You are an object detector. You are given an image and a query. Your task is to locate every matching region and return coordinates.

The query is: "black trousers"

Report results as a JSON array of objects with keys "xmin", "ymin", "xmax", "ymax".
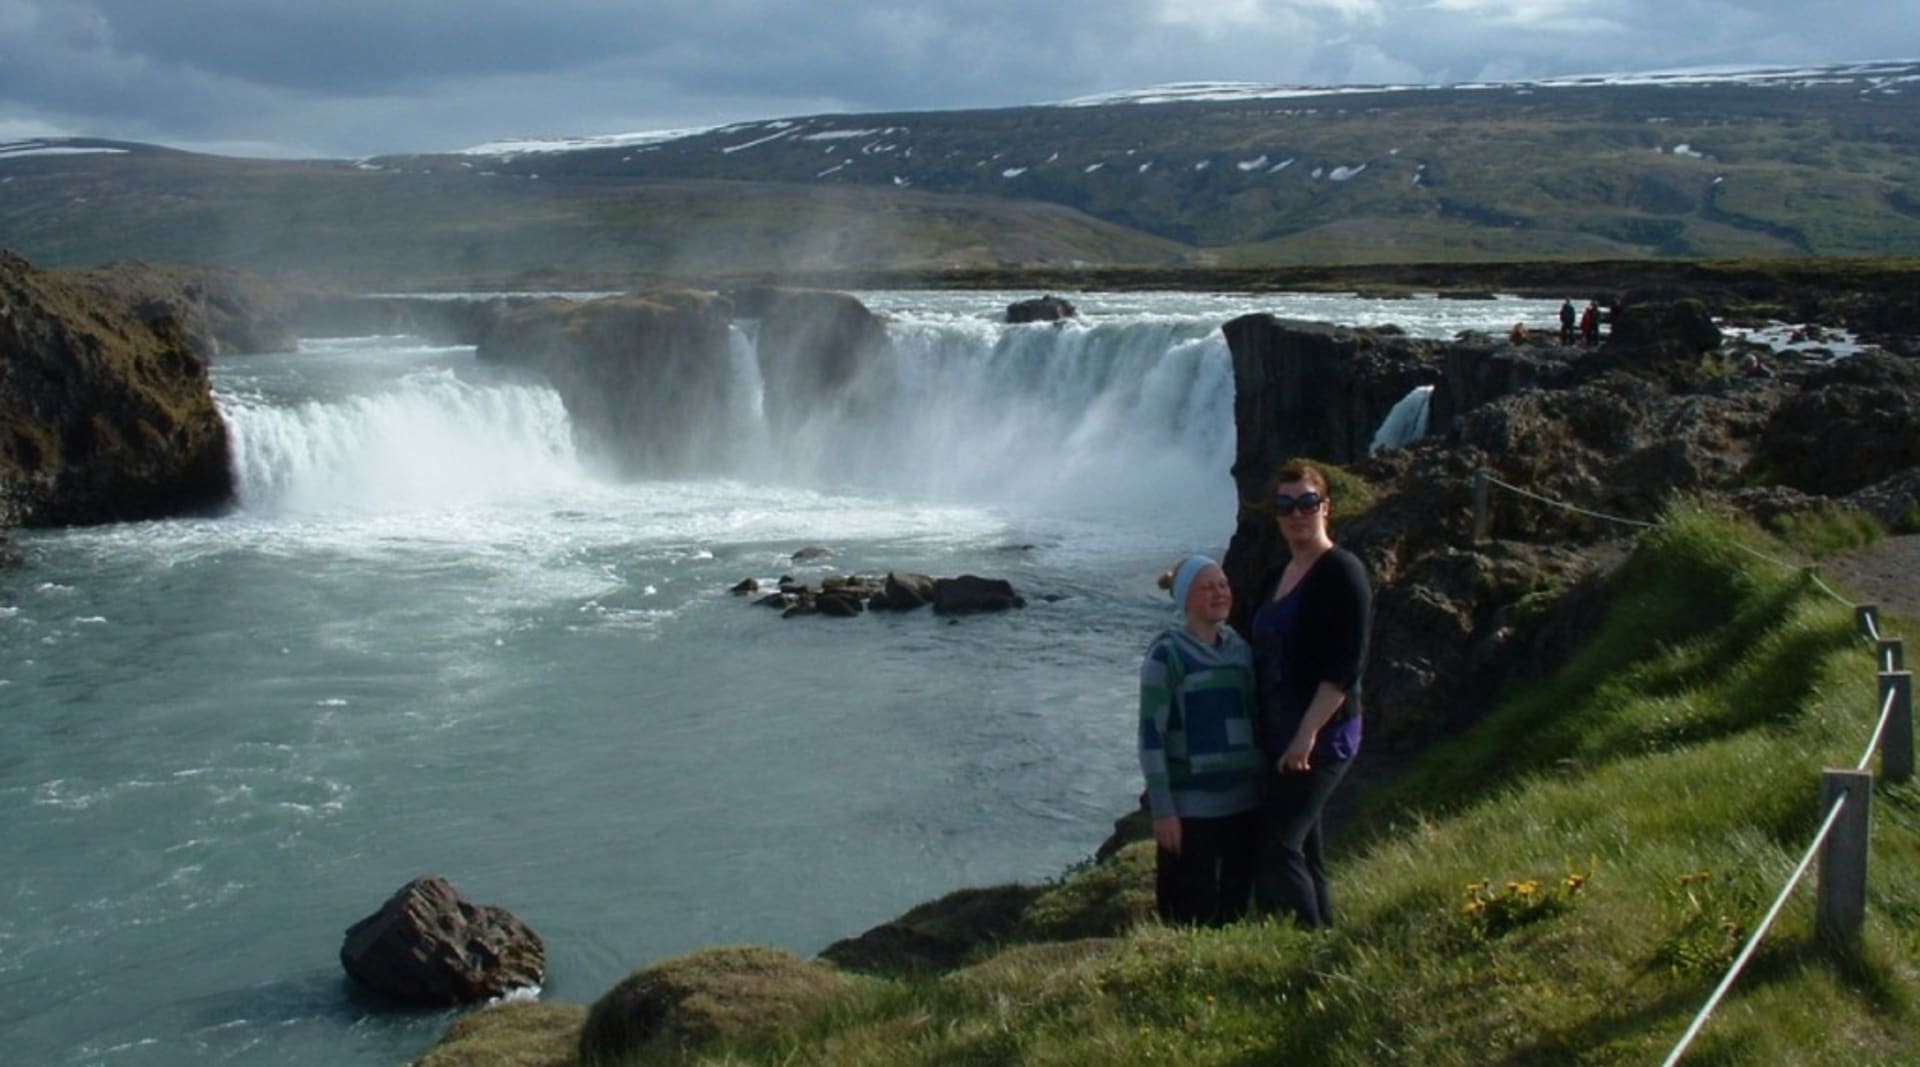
[
  {"xmin": 1155, "ymin": 809, "xmax": 1261, "ymax": 927},
  {"xmin": 1255, "ymin": 757, "xmax": 1351, "ymax": 928}
]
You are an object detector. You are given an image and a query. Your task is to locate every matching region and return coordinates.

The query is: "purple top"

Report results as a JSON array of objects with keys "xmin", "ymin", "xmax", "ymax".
[{"xmin": 1251, "ymin": 582, "xmax": 1364, "ymax": 762}]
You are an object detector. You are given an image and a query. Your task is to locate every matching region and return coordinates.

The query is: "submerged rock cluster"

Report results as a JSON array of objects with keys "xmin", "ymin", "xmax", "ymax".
[{"xmin": 736, "ymin": 569, "xmax": 1026, "ymax": 618}]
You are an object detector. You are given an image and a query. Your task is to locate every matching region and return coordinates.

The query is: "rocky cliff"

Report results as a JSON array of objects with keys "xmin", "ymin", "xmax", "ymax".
[
  {"xmin": 0, "ymin": 251, "xmax": 236, "ymax": 528},
  {"xmin": 1220, "ymin": 303, "xmax": 1920, "ymax": 757},
  {"xmin": 476, "ymin": 290, "xmax": 737, "ymax": 477}
]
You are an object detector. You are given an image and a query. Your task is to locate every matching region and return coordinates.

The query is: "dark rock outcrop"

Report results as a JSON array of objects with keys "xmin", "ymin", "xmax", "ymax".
[
  {"xmin": 339, "ymin": 875, "xmax": 544, "ymax": 1006},
  {"xmin": 932, "ymin": 575, "xmax": 1027, "ymax": 614},
  {"xmin": 733, "ymin": 288, "xmax": 893, "ymax": 438},
  {"xmin": 746, "ymin": 570, "xmax": 1024, "ymax": 618},
  {"xmin": 1217, "ymin": 298, "xmax": 1878, "ymax": 757},
  {"xmin": 477, "ymin": 290, "xmax": 735, "ymax": 476},
  {"xmin": 1607, "ymin": 295, "xmax": 1721, "ymax": 353},
  {"xmin": 872, "ymin": 571, "xmax": 937, "ymax": 611},
  {"xmin": 69, "ymin": 260, "xmax": 298, "ymax": 357},
  {"xmin": 1757, "ymin": 351, "xmax": 1920, "ymax": 495},
  {"xmin": 1006, "ymin": 295, "xmax": 1078, "ymax": 323},
  {"xmin": 0, "ymin": 250, "xmax": 235, "ymax": 526}
]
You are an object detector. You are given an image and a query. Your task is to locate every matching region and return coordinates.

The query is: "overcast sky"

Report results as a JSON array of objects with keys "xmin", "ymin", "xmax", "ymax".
[{"xmin": 1, "ymin": 0, "xmax": 1913, "ymax": 158}]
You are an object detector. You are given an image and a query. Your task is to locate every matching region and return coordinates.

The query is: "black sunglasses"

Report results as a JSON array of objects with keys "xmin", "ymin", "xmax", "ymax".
[{"xmin": 1273, "ymin": 491, "xmax": 1324, "ymax": 516}]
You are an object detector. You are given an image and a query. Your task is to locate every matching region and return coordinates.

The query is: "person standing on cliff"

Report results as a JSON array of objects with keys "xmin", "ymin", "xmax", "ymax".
[
  {"xmin": 1250, "ymin": 461, "xmax": 1373, "ymax": 928},
  {"xmin": 1139, "ymin": 555, "xmax": 1263, "ymax": 926},
  {"xmin": 1579, "ymin": 299, "xmax": 1601, "ymax": 346},
  {"xmin": 1559, "ymin": 299, "xmax": 1577, "ymax": 345}
]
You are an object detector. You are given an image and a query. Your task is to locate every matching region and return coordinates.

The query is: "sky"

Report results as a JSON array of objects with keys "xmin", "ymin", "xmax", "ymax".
[{"xmin": 0, "ymin": 0, "xmax": 1914, "ymax": 159}]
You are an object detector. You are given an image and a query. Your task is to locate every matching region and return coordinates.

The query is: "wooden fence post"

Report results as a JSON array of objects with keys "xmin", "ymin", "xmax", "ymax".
[
  {"xmin": 1471, "ymin": 471, "xmax": 1490, "ymax": 543},
  {"xmin": 1855, "ymin": 604, "xmax": 1881, "ymax": 641},
  {"xmin": 1817, "ymin": 769, "xmax": 1873, "ymax": 944},
  {"xmin": 1878, "ymin": 638, "xmax": 1905, "ymax": 673},
  {"xmin": 1881, "ymin": 670, "xmax": 1914, "ymax": 784}
]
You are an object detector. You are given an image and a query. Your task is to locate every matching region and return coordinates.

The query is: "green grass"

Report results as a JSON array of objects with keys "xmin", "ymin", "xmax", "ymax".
[
  {"xmin": 1768, "ymin": 506, "xmax": 1886, "ymax": 560},
  {"xmin": 422, "ymin": 507, "xmax": 1920, "ymax": 1067}
]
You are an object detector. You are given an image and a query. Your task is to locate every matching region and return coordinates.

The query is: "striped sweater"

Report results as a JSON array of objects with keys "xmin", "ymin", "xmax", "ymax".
[{"xmin": 1138, "ymin": 625, "xmax": 1262, "ymax": 820}]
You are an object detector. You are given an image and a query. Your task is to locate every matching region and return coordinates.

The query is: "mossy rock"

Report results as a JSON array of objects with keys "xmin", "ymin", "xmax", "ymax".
[
  {"xmin": 817, "ymin": 883, "xmax": 1043, "ymax": 976},
  {"xmin": 579, "ymin": 946, "xmax": 849, "ymax": 1064},
  {"xmin": 414, "ymin": 1001, "xmax": 586, "ymax": 1067},
  {"xmin": 1017, "ymin": 841, "xmax": 1155, "ymax": 941}
]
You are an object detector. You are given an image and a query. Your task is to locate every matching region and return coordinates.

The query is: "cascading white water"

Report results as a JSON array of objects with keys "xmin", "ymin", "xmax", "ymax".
[
  {"xmin": 731, "ymin": 315, "xmax": 1236, "ymax": 517},
  {"xmin": 221, "ymin": 367, "xmax": 588, "ymax": 514},
  {"xmin": 1369, "ymin": 384, "xmax": 1435, "ymax": 455}
]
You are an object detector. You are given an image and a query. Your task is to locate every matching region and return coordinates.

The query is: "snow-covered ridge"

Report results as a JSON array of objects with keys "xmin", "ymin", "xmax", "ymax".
[
  {"xmin": 446, "ymin": 59, "xmax": 1916, "ymax": 160},
  {"xmin": 1058, "ymin": 59, "xmax": 1920, "ymax": 107},
  {"xmin": 0, "ymin": 139, "xmax": 130, "ymax": 159},
  {"xmin": 453, "ymin": 126, "xmax": 723, "ymax": 158}
]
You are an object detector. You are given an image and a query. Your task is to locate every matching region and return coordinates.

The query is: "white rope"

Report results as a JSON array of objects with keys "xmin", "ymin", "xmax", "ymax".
[
  {"xmin": 1480, "ymin": 473, "xmax": 1865, "ymax": 617},
  {"xmin": 1858, "ymin": 685, "xmax": 1900, "ymax": 773},
  {"xmin": 1473, "ymin": 472, "xmax": 1894, "ymax": 1063},
  {"xmin": 1483, "ymin": 475, "xmax": 1658, "ymax": 529},
  {"xmin": 1658, "ymin": 791, "xmax": 1852, "ymax": 1067},
  {"xmin": 1806, "ymin": 572, "xmax": 1858, "ymax": 611}
]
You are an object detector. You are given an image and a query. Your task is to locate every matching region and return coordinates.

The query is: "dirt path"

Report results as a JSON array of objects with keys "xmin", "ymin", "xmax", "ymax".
[{"xmin": 1819, "ymin": 534, "xmax": 1920, "ymax": 627}]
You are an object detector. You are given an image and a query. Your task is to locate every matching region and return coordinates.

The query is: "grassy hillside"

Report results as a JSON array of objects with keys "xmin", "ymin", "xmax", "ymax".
[
  {"xmin": 0, "ymin": 146, "xmax": 1185, "ymax": 288},
  {"xmin": 420, "ymin": 508, "xmax": 1919, "ymax": 1066},
  {"xmin": 3, "ymin": 66, "xmax": 1917, "ymax": 286}
]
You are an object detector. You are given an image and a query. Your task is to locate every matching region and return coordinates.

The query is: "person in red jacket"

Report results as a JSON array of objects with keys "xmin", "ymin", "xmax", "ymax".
[{"xmin": 1579, "ymin": 300, "xmax": 1601, "ymax": 346}]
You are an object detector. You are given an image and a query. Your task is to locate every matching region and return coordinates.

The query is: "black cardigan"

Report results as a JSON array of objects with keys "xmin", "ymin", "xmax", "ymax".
[{"xmin": 1252, "ymin": 546, "xmax": 1374, "ymax": 746}]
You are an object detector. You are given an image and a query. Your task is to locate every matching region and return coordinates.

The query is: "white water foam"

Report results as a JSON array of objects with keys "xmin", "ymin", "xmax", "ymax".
[{"xmin": 220, "ymin": 369, "xmax": 586, "ymax": 515}]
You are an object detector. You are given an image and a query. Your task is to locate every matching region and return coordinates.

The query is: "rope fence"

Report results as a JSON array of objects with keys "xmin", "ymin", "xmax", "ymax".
[{"xmin": 1467, "ymin": 471, "xmax": 1914, "ymax": 1064}]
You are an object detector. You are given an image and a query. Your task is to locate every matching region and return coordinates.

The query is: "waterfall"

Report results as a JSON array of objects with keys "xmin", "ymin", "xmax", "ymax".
[
  {"xmin": 1369, "ymin": 384, "xmax": 1435, "ymax": 455},
  {"xmin": 217, "ymin": 312, "xmax": 1239, "ymax": 520},
  {"xmin": 220, "ymin": 367, "xmax": 587, "ymax": 514},
  {"xmin": 740, "ymin": 316, "xmax": 1237, "ymax": 514}
]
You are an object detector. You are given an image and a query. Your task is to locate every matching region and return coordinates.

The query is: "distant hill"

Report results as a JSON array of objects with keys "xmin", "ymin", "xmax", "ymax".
[{"xmin": 3, "ymin": 61, "xmax": 1917, "ymax": 287}]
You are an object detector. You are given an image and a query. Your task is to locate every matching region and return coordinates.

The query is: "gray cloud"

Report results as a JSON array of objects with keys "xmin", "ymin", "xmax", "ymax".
[{"xmin": 0, "ymin": 0, "xmax": 1910, "ymax": 157}]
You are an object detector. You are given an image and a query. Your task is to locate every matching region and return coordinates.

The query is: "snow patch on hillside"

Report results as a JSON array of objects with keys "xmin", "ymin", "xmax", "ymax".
[
  {"xmin": 457, "ymin": 127, "xmax": 716, "ymax": 156},
  {"xmin": 0, "ymin": 140, "xmax": 130, "ymax": 159}
]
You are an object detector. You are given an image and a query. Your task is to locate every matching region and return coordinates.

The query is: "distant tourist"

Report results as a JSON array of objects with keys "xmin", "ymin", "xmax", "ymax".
[
  {"xmin": 1579, "ymin": 300, "xmax": 1601, "ymax": 346},
  {"xmin": 1139, "ymin": 555, "xmax": 1262, "ymax": 926},
  {"xmin": 1509, "ymin": 321, "xmax": 1530, "ymax": 345},
  {"xmin": 1249, "ymin": 461, "xmax": 1373, "ymax": 928},
  {"xmin": 1559, "ymin": 299, "xmax": 1577, "ymax": 345}
]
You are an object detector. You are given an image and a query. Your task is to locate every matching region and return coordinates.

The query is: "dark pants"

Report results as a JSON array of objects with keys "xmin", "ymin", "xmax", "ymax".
[
  {"xmin": 1155, "ymin": 809, "xmax": 1260, "ymax": 927},
  {"xmin": 1255, "ymin": 757, "xmax": 1350, "ymax": 928}
]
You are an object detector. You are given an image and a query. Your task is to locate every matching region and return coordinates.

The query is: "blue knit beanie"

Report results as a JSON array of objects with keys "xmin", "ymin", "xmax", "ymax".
[{"xmin": 1170, "ymin": 554, "xmax": 1216, "ymax": 617}]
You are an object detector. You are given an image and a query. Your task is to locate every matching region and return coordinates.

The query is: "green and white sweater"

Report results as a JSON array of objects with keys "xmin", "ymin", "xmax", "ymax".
[{"xmin": 1138, "ymin": 626, "xmax": 1262, "ymax": 820}]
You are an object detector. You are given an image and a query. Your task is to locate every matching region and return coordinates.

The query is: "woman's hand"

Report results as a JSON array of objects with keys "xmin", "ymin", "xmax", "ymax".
[
  {"xmin": 1279, "ymin": 736, "xmax": 1314, "ymax": 774},
  {"xmin": 1153, "ymin": 815, "xmax": 1182, "ymax": 854}
]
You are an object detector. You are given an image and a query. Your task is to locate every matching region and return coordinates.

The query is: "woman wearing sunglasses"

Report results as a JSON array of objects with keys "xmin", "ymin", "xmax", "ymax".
[
  {"xmin": 1250, "ymin": 461, "xmax": 1373, "ymax": 928},
  {"xmin": 1138, "ymin": 555, "xmax": 1263, "ymax": 926}
]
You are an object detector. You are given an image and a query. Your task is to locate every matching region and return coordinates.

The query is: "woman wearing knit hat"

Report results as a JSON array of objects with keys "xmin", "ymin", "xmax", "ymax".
[
  {"xmin": 1249, "ymin": 460, "xmax": 1373, "ymax": 928},
  {"xmin": 1137, "ymin": 554, "xmax": 1263, "ymax": 926}
]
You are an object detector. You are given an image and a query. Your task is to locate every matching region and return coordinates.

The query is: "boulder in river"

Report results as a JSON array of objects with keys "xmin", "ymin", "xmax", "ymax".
[
  {"xmin": 339, "ymin": 875, "xmax": 544, "ymax": 1006},
  {"xmin": 1006, "ymin": 295, "xmax": 1078, "ymax": 323}
]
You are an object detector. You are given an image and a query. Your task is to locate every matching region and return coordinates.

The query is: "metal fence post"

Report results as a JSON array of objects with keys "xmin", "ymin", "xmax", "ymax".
[
  {"xmin": 1878, "ymin": 638, "xmax": 1905, "ymax": 673},
  {"xmin": 1817, "ymin": 769, "xmax": 1873, "ymax": 944},
  {"xmin": 1881, "ymin": 671, "xmax": 1914, "ymax": 784},
  {"xmin": 1855, "ymin": 604, "xmax": 1881, "ymax": 641},
  {"xmin": 1471, "ymin": 471, "xmax": 1490, "ymax": 543}
]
